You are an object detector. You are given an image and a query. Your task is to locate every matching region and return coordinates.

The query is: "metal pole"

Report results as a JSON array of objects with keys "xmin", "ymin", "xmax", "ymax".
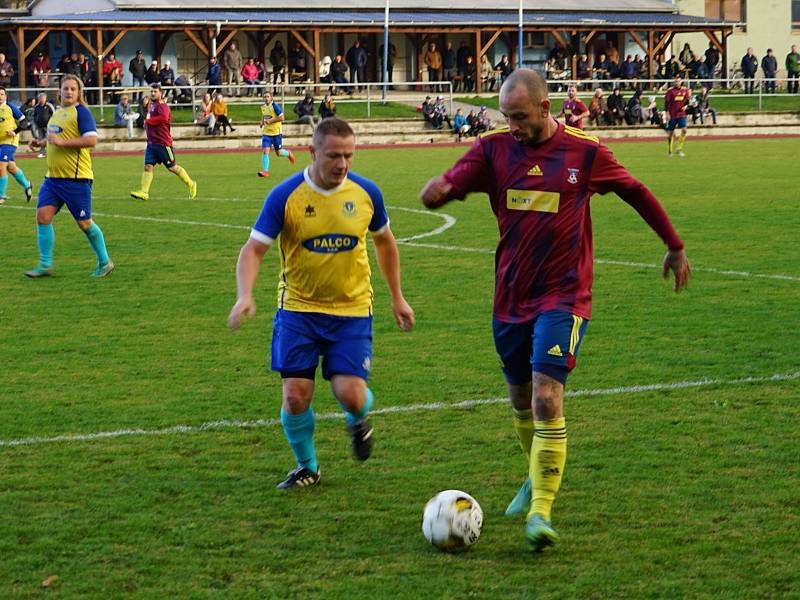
[
  {"xmin": 382, "ymin": 0, "xmax": 389, "ymax": 102},
  {"xmin": 517, "ymin": 0, "xmax": 523, "ymax": 69},
  {"xmin": 367, "ymin": 84, "xmax": 371, "ymax": 117}
]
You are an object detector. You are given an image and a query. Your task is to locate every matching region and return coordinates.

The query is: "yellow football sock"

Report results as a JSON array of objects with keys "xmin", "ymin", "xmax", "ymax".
[
  {"xmin": 512, "ymin": 407, "xmax": 534, "ymax": 461},
  {"xmin": 174, "ymin": 166, "xmax": 193, "ymax": 187},
  {"xmin": 678, "ymin": 133, "xmax": 686, "ymax": 150},
  {"xmin": 140, "ymin": 170, "xmax": 153, "ymax": 193},
  {"xmin": 529, "ymin": 417, "xmax": 567, "ymax": 522},
  {"xmin": 668, "ymin": 136, "xmax": 674, "ymax": 154}
]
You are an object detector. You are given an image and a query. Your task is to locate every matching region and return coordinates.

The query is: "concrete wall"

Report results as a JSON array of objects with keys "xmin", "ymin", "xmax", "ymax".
[{"xmin": 674, "ymin": 0, "xmax": 800, "ymax": 76}]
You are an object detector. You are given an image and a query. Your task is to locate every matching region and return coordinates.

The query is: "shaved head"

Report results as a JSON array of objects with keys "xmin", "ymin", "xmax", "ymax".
[
  {"xmin": 500, "ymin": 69, "xmax": 549, "ymax": 106},
  {"xmin": 498, "ymin": 69, "xmax": 557, "ymax": 145}
]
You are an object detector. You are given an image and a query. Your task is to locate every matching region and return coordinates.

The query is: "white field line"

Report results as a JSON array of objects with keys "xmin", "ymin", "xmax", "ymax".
[
  {"xmin": 1, "ymin": 371, "xmax": 798, "ymax": 448},
  {"xmin": 3, "ymin": 203, "xmax": 799, "ymax": 282}
]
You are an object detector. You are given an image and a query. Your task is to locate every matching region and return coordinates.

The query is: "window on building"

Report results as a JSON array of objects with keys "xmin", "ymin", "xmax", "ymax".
[
  {"xmin": 793, "ymin": 0, "xmax": 800, "ymax": 30},
  {"xmin": 704, "ymin": 0, "xmax": 746, "ymax": 21}
]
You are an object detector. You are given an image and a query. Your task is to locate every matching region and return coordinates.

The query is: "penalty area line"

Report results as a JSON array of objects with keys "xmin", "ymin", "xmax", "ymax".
[{"xmin": 1, "ymin": 371, "xmax": 798, "ymax": 448}]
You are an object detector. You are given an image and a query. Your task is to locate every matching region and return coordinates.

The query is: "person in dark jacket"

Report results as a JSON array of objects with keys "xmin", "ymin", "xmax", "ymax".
[
  {"xmin": 129, "ymin": 50, "xmax": 147, "ymax": 99},
  {"xmin": 293, "ymin": 92, "xmax": 317, "ymax": 127},
  {"xmin": 269, "ymin": 41, "xmax": 286, "ymax": 88},
  {"xmin": 346, "ymin": 40, "xmax": 368, "ymax": 91},
  {"xmin": 205, "ymin": 56, "xmax": 222, "ymax": 94},
  {"xmin": 740, "ymin": 47, "xmax": 758, "ymax": 94},
  {"xmin": 145, "ymin": 60, "xmax": 160, "ymax": 85},
  {"xmin": 319, "ymin": 93, "xmax": 336, "ymax": 119},
  {"xmin": 761, "ymin": 49, "xmax": 778, "ymax": 93},
  {"xmin": 607, "ymin": 86, "xmax": 625, "ymax": 125},
  {"xmin": 331, "ymin": 54, "xmax": 351, "ymax": 95}
]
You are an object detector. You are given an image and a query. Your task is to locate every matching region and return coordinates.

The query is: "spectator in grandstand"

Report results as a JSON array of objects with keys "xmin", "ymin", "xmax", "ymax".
[
  {"xmin": 228, "ymin": 117, "xmax": 415, "ymax": 491},
  {"xmin": 206, "ymin": 57, "xmax": 223, "ymax": 94},
  {"xmin": 420, "ymin": 95, "xmax": 435, "ymax": 127},
  {"xmin": 129, "ymin": 50, "xmax": 147, "ymax": 95},
  {"xmin": 593, "ymin": 53, "xmax": 611, "ymax": 88},
  {"xmin": 419, "ymin": 68, "xmax": 690, "ymax": 553},
  {"xmin": 476, "ymin": 105, "xmax": 493, "ymax": 133},
  {"xmin": 607, "ymin": 86, "xmax": 625, "ymax": 125},
  {"xmin": 442, "ymin": 41, "xmax": 457, "ymax": 89},
  {"xmin": 480, "ymin": 55, "xmax": 496, "ymax": 92},
  {"xmin": 22, "ymin": 97, "xmax": 35, "ymax": 129},
  {"xmin": 258, "ymin": 91, "xmax": 296, "ymax": 178},
  {"xmin": 145, "ymin": 60, "xmax": 159, "ymax": 85},
  {"xmin": 624, "ymin": 88, "xmax": 644, "ymax": 125},
  {"xmin": 786, "ymin": 45, "xmax": 800, "ymax": 94},
  {"xmin": 318, "ymin": 55, "xmax": 333, "ymax": 87},
  {"xmin": 294, "ymin": 92, "xmax": 318, "ymax": 128},
  {"xmin": 465, "ymin": 109, "xmax": 478, "ymax": 135},
  {"xmin": 269, "ymin": 41, "xmax": 287, "ymax": 89},
  {"xmin": 548, "ymin": 42, "xmax": 569, "ymax": 71},
  {"xmin": 114, "ymin": 94, "xmax": 139, "ymax": 138},
  {"xmin": 679, "ymin": 43, "xmax": 695, "ymax": 74},
  {"xmin": 31, "ymin": 92, "xmax": 54, "ymax": 157},
  {"xmin": 741, "ymin": 47, "xmax": 758, "ymax": 94},
  {"xmin": 696, "ymin": 55, "xmax": 713, "ymax": 90},
  {"xmin": 195, "ymin": 92, "xmax": 216, "ymax": 135},
  {"xmin": 30, "ymin": 52, "xmax": 51, "ymax": 91},
  {"xmin": 463, "ymin": 55, "xmax": 476, "ymax": 92},
  {"xmin": 256, "ymin": 58, "xmax": 269, "ymax": 88},
  {"xmin": 704, "ymin": 42, "xmax": 720, "ymax": 76},
  {"xmin": 620, "ymin": 55, "xmax": 638, "ymax": 89},
  {"xmin": 495, "ymin": 55, "xmax": 513, "ymax": 85},
  {"xmin": 605, "ymin": 39, "xmax": 619, "ymax": 65},
  {"xmin": 224, "ymin": 41, "xmax": 244, "ymax": 96},
  {"xmin": 159, "ymin": 61, "xmax": 175, "ymax": 101},
  {"xmin": 424, "ymin": 41, "xmax": 443, "ymax": 92},
  {"xmin": 24, "ymin": 74, "xmax": 113, "ymax": 279},
  {"xmin": 664, "ymin": 76, "xmax": 690, "ymax": 157},
  {"xmin": 173, "ymin": 74, "xmax": 192, "ymax": 105},
  {"xmin": 576, "ymin": 54, "xmax": 591, "ymax": 89},
  {"xmin": 55, "ymin": 54, "xmax": 71, "ymax": 75},
  {"xmin": 694, "ymin": 86, "xmax": 717, "ymax": 125},
  {"xmin": 135, "ymin": 95, "xmax": 149, "ymax": 128},
  {"xmin": 241, "ymin": 57, "xmax": 260, "ymax": 96},
  {"xmin": 761, "ymin": 49, "xmax": 778, "ymax": 94},
  {"xmin": 634, "ymin": 54, "xmax": 646, "ymax": 79},
  {"xmin": 378, "ymin": 42, "xmax": 396, "ymax": 83},
  {"xmin": 588, "ymin": 88, "xmax": 611, "ymax": 126},
  {"xmin": 457, "ymin": 41, "xmax": 472, "ymax": 83},
  {"xmin": 288, "ymin": 42, "xmax": 308, "ymax": 82},
  {"xmin": 433, "ymin": 95, "xmax": 452, "ymax": 130},
  {"xmin": 556, "ymin": 84, "xmax": 589, "ymax": 129},
  {"xmin": 644, "ymin": 95, "xmax": 665, "ymax": 128},
  {"xmin": 0, "ymin": 54, "xmax": 15, "ymax": 88},
  {"xmin": 319, "ymin": 93, "xmax": 336, "ymax": 119},
  {"xmin": 77, "ymin": 54, "xmax": 95, "ymax": 103},
  {"xmin": 129, "ymin": 83, "xmax": 198, "ymax": 202},
  {"xmin": 664, "ymin": 55, "xmax": 681, "ymax": 81},
  {"xmin": 211, "ymin": 92, "xmax": 235, "ymax": 135},
  {"xmin": 331, "ymin": 54, "xmax": 351, "ymax": 95},
  {"xmin": 103, "ymin": 53, "xmax": 123, "ymax": 96},
  {"xmin": 453, "ymin": 107, "xmax": 470, "ymax": 140},
  {"xmin": 347, "ymin": 39, "xmax": 368, "ymax": 92}
]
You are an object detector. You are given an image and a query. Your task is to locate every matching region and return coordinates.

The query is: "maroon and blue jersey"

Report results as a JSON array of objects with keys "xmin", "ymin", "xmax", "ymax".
[
  {"xmin": 664, "ymin": 86, "xmax": 689, "ymax": 119},
  {"xmin": 562, "ymin": 98, "xmax": 588, "ymax": 129},
  {"xmin": 443, "ymin": 122, "xmax": 684, "ymax": 323},
  {"xmin": 144, "ymin": 100, "xmax": 173, "ymax": 146}
]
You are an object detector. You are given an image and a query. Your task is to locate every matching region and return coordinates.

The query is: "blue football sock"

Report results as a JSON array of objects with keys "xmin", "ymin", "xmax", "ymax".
[
  {"xmin": 37, "ymin": 223, "xmax": 54, "ymax": 268},
  {"xmin": 280, "ymin": 407, "xmax": 318, "ymax": 473},
  {"xmin": 0, "ymin": 174, "xmax": 8, "ymax": 198},
  {"xmin": 343, "ymin": 387, "xmax": 374, "ymax": 427},
  {"xmin": 12, "ymin": 169, "xmax": 30, "ymax": 190},
  {"xmin": 83, "ymin": 223, "xmax": 110, "ymax": 265},
  {"xmin": 261, "ymin": 152, "xmax": 270, "ymax": 172}
]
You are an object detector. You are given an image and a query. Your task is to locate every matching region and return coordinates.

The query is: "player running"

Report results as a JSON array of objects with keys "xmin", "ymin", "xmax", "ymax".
[
  {"xmin": 665, "ymin": 76, "xmax": 690, "ymax": 157},
  {"xmin": 25, "ymin": 74, "xmax": 113, "ymax": 278},
  {"xmin": 130, "ymin": 83, "xmax": 197, "ymax": 201},
  {"xmin": 0, "ymin": 87, "xmax": 33, "ymax": 204},
  {"xmin": 258, "ymin": 91, "xmax": 295, "ymax": 178}
]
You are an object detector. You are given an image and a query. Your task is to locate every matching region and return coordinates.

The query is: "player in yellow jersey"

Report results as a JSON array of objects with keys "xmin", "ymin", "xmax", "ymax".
[
  {"xmin": 25, "ymin": 74, "xmax": 113, "ymax": 278},
  {"xmin": 257, "ymin": 91, "xmax": 295, "ymax": 178},
  {"xmin": 229, "ymin": 117, "xmax": 414, "ymax": 489},
  {"xmin": 0, "ymin": 87, "xmax": 33, "ymax": 204}
]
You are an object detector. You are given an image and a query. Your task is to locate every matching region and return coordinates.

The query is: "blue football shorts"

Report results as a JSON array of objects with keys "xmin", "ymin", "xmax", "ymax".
[
  {"xmin": 262, "ymin": 134, "xmax": 283, "ymax": 151},
  {"xmin": 667, "ymin": 117, "xmax": 687, "ymax": 131},
  {"xmin": 492, "ymin": 310, "xmax": 589, "ymax": 386},
  {"xmin": 271, "ymin": 309, "xmax": 373, "ymax": 381},
  {"xmin": 37, "ymin": 177, "xmax": 93, "ymax": 221},
  {"xmin": 144, "ymin": 143, "xmax": 177, "ymax": 168},
  {"xmin": 0, "ymin": 144, "xmax": 17, "ymax": 162}
]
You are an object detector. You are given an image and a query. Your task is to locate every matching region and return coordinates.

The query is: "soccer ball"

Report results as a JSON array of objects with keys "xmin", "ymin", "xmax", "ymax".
[{"xmin": 421, "ymin": 490, "xmax": 483, "ymax": 551}]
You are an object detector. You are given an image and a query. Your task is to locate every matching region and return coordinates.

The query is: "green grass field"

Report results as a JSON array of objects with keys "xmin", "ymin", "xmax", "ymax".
[{"xmin": 1, "ymin": 137, "xmax": 799, "ymax": 598}]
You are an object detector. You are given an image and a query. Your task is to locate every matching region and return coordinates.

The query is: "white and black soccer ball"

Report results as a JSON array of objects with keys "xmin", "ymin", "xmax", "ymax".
[{"xmin": 421, "ymin": 489, "xmax": 483, "ymax": 551}]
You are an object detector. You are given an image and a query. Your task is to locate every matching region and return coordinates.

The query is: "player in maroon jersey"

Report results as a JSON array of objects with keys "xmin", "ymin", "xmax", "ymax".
[
  {"xmin": 130, "ymin": 83, "xmax": 197, "ymax": 201},
  {"xmin": 664, "ymin": 76, "xmax": 690, "ymax": 157},
  {"xmin": 555, "ymin": 84, "xmax": 590, "ymax": 129},
  {"xmin": 420, "ymin": 69, "xmax": 690, "ymax": 551}
]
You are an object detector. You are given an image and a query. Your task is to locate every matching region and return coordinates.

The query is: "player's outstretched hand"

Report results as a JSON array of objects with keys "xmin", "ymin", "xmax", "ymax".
[
  {"xmin": 392, "ymin": 297, "xmax": 415, "ymax": 332},
  {"xmin": 662, "ymin": 248, "xmax": 691, "ymax": 292},
  {"xmin": 420, "ymin": 176, "xmax": 453, "ymax": 209},
  {"xmin": 228, "ymin": 296, "xmax": 256, "ymax": 330}
]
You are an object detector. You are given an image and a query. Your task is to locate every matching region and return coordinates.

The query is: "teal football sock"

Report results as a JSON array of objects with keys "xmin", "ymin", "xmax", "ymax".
[
  {"xmin": 278, "ymin": 149, "xmax": 289, "ymax": 158},
  {"xmin": 37, "ymin": 223, "xmax": 54, "ymax": 268},
  {"xmin": 280, "ymin": 407, "xmax": 318, "ymax": 473},
  {"xmin": 0, "ymin": 174, "xmax": 8, "ymax": 198},
  {"xmin": 261, "ymin": 153, "xmax": 270, "ymax": 172},
  {"xmin": 83, "ymin": 223, "xmax": 110, "ymax": 265},
  {"xmin": 343, "ymin": 387, "xmax": 374, "ymax": 427},
  {"xmin": 12, "ymin": 169, "xmax": 30, "ymax": 190}
]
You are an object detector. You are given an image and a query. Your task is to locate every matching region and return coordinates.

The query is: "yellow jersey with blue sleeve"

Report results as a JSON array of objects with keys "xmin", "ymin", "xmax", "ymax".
[
  {"xmin": 260, "ymin": 101, "xmax": 284, "ymax": 136},
  {"xmin": 46, "ymin": 103, "xmax": 97, "ymax": 180},
  {"xmin": 251, "ymin": 168, "xmax": 390, "ymax": 317},
  {"xmin": 0, "ymin": 101, "xmax": 24, "ymax": 147}
]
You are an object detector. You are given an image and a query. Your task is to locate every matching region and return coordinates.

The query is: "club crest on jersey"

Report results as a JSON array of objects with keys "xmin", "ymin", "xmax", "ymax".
[
  {"xmin": 304, "ymin": 204, "xmax": 316, "ymax": 217},
  {"xmin": 303, "ymin": 234, "xmax": 358, "ymax": 253},
  {"xmin": 48, "ymin": 125, "xmax": 63, "ymax": 134},
  {"xmin": 567, "ymin": 168, "xmax": 579, "ymax": 184},
  {"xmin": 342, "ymin": 200, "xmax": 357, "ymax": 217}
]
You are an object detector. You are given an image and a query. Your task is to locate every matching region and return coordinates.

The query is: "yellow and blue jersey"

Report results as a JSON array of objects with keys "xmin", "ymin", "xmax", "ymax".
[
  {"xmin": 251, "ymin": 168, "xmax": 390, "ymax": 317},
  {"xmin": 0, "ymin": 101, "xmax": 24, "ymax": 147},
  {"xmin": 260, "ymin": 102, "xmax": 284, "ymax": 136},
  {"xmin": 46, "ymin": 103, "xmax": 97, "ymax": 180}
]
